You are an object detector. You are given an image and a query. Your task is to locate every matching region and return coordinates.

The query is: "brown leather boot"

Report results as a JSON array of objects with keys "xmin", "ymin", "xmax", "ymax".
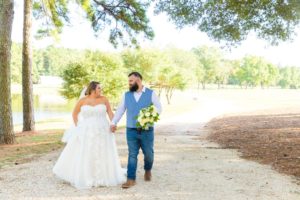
[
  {"xmin": 121, "ymin": 179, "xmax": 136, "ymax": 189},
  {"xmin": 144, "ymin": 170, "xmax": 152, "ymax": 181}
]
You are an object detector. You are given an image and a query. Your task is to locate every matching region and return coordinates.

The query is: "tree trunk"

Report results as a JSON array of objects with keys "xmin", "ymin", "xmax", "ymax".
[
  {"xmin": 169, "ymin": 88, "xmax": 174, "ymax": 99},
  {"xmin": 165, "ymin": 88, "xmax": 171, "ymax": 105},
  {"xmin": 0, "ymin": 0, "xmax": 15, "ymax": 144},
  {"xmin": 158, "ymin": 86, "xmax": 162, "ymax": 97},
  {"xmin": 201, "ymin": 82, "xmax": 206, "ymax": 90},
  {"xmin": 22, "ymin": 0, "xmax": 35, "ymax": 132}
]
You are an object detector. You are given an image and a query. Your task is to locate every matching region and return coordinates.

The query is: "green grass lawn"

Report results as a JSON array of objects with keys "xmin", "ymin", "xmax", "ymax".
[{"xmin": 0, "ymin": 130, "xmax": 65, "ymax": 169}]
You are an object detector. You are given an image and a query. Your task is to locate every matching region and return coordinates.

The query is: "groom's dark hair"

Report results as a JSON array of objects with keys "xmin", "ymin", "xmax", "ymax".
[{"xmin": 128, "ymin": 72, "xmax": 143, "ymax": 80}]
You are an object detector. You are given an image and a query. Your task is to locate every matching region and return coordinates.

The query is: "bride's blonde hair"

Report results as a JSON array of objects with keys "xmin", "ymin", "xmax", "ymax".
[{"xmin": 85, "ymin": 81, "xmax": 100, "ymax": 95}]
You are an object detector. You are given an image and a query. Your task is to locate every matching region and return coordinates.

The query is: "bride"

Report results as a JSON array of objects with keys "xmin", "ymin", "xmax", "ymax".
[{"xmin": 53, "ymin": 81, "xmax": 126, "ymax": 189}]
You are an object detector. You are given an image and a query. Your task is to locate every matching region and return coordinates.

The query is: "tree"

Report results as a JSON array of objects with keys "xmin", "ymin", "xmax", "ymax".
[
  {"xmin": 60, "ymin": 62, "xmax": 90, "ymax": 99},
  {"xmin": 278, "ymin": 67, "xmax": 300, "ymax": 89},
  {"xmin": 84, "ymin": 51, "xmax": 127, "ymax": 105},
  {"xmin": 11, "ymin": 42, "xmax": 40, "ymax": 84},
  {"xmin": 155, "ymin": 1, "xmax": 300, "ymax": 45},
  {"xmin": 122, "ymin": 48, "xmax": 160, "ymax": 82},
  {"xmin": 22, "ymin": 0, "xmax": 70, "ymax": 131},
  {"xmin": 234, "ymin": 55, "xmax": 278, "ymax": 89},
  {"xmin": 195, "ymin": 64, "xmax": 205, "ymax": 90},
  {"xmin": 22, "ymin": 0, "xmax": 35, "ymax": 131},
  {"xmin": 37, "ymin": 46, "xmax": 85, "ymax": 76},
  {"xmin": 193, "ymin": 46, "xmax": 222, "ymax": 89},
  {"xmin": 61, "ymin": 51, "xmax": 127, "ymax": 106},
  {"xmin": 11, "ymin": 43, "xmax": 23, "ymax": 84},
  {"xmin": 156, "ymin": 67, "xmax": 187, "ymax": 104},
  {"xmin": 258, "ymin": 62, "xmax": 279, "ymax": 89},
  {"xmin": 164, "ymin": 47, "xmax": 199, "ymax": 85},
  {"xmin": 32, "ymin": 0, "xmax": 69, "ymax": 38},
  {"xmin": 79, "ymin": 0, "xmax": 154, "ymax": 47},
  {"xmin": 236, "ymin": 56, "xmax": 262, "ymax": 88},
  {"xmin": 214, "ymin": 60, "xmax": 232, "ymax": 89},
  {"xmin": 227, "ymin": 59, "xmax": 242, "ymax": 86},
  {"xmin": 0, "ymin": 0, "xmax": 15, "ymax": 144}
]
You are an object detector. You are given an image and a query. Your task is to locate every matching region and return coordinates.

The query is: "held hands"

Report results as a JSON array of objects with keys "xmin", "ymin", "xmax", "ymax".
[{"xmin": 110, "ymin": 124, "xmax": 117, "ymax": 133}]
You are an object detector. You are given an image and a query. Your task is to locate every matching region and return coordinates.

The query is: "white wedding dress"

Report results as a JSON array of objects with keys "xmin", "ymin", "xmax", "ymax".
[{"xmin": 53, "ymin": 104, "xmax": 126, "ymax": 189}]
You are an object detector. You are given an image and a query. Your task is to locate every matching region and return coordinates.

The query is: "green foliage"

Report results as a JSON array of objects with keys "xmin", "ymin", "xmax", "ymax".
[
  {"xmin": 10, "ymin": 43, "xmax": 85, "ymax": 84},
  {"xmin": 121, "ymin": 48, "xmax": 160, "ymax": 82},
  {"xmin": 79, "ymin": 0, "xmax": 154, "ymax": 47},
  {"xmin": 39, "ymin": 46, "xmax": 85, "ymax": 76},
  {"xmin": 11, "ymin": 43, "xmax": 22, "ymax": 83},
  {"xmin": 122, "ymin": 47, "xmax": 192, "ymax": 103},
  {"xmin": 214, "ymin": 59, "xmax": 234, "ymax": 89},
  {"xmin": 237, "ymin": 56, "xmax": 260, "ymax": 87},
  {"xmin": 259, "ymin": 63, "xmax": 279, "ymax": 88},
  {"xmin": 278, "ymin": 67, "xmax": 300, "ymax": 89},
  {"xmin": 11, "ymin": 43, "xmax": 40, "ymax": 84},
  {"xmin": 233, "ymin": 56, "xmax": 279, "ymax": 88},
  {"xmin": 193, "ymin": 46, "xmax": 222, "ymax": 89},
  {"xmin": 84, "ymin": 51, "xmax": 127, "ymax": 102},
  {"xmin": 155, "ymin": 0, "xmax": 300, "ymax": 45},
  {"xmin": 228, "ymin": 60, "xmax": 242, "ymax": 85},
  {"xmin": 163, "ymin": 48, "xmax": 199, "ymax": 84},
  {"xmin": 33, "ymin": 0, "xmax": 70, "ymax": 39},
  {"xmin": 60, "ymin": 62, "xmax": 90, "ymax": 99},
  {"xmin": 31, "ymin": 1, "xmax": 300, "ymax": 48},
  {"xmin": 60, "ymin": 51, "xmax": 127, "ymax": 105},
  {"xmin": 11, "ymin": 42, "xmax": 300, "ymax": 105},
  {"xmin": 156, "ymin": 66, "xmax": 187, "ymax": 104}
]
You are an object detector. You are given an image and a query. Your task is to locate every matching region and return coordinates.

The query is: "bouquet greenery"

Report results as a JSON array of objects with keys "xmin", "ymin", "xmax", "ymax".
[{"xmin": 136, "ymin": 104, "xmax": 160, "ymax": 130}]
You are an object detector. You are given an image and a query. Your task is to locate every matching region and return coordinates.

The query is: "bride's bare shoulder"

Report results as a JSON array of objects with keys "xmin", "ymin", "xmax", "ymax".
[
  {"xmin": 78, "ymin": 97, "xmax": 88, "ymax": 105},
  {"xmin": 97, "ymin": 95, "xmax": 107, "ymax": 100},
  {"xmin": 97, "ymin": 96, "xmax": 109, "ymax": 103}
]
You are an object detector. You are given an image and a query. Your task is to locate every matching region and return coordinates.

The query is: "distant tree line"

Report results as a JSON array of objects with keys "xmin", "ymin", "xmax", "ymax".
[{"xmin": 11, "ymin": 44, "xmax": 300, "ymax": 104}]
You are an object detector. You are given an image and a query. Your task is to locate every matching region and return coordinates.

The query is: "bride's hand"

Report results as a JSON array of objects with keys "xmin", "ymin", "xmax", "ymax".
[{"xmin": 110, "ymin": 125, "xmax": 117, "ymax": 133}]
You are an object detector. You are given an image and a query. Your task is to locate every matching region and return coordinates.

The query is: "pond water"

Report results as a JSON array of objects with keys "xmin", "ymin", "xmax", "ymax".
[{"xmin": 12, "ymin": 93, "xmax": 76, "ymax": 125}]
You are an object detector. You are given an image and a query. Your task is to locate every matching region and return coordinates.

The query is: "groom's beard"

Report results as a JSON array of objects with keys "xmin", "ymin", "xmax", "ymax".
[{"xmin": 129, "ymin": 83, "xmax": 139, "ymax": 92}]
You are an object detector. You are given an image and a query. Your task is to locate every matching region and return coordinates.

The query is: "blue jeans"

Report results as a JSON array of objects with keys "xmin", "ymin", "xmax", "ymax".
[{"xmin": 126, "ymin": 127, "xmax": 154, "ymax": 180}]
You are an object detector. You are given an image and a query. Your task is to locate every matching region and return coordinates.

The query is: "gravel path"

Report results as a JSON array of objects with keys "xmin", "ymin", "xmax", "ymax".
[{"xmin": 1, "ymin": 98, "xmax": 300, "ymax": 200}]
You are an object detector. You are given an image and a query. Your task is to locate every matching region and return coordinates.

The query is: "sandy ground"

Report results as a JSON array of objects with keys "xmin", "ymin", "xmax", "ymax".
[{"xmin": 1, "ymin": 89, "xmax": 300, "ymax": 199}]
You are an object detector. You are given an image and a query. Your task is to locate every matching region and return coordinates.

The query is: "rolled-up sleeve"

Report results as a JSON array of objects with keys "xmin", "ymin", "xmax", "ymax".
[{"xmin": 152, "ymin": 91, "xmax": 162, "ymax": 114}]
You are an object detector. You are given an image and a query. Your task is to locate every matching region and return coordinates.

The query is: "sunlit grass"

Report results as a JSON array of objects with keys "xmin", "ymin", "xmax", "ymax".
[{"xmin": 0, "ymin": 130, "xmax": 64, "ymax": 169}]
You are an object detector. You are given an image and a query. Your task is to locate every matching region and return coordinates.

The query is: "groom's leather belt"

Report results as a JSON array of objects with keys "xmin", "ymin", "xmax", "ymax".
[
  {"xmin": 128, "ymin": 127, "xmax": 143, "ymax": 134},
  {"xmin": 127, "ymin": 127, "xmax": 153, "ymax": 134},
  {"xmin": 136, "ymin": 128, "xmax": 143, "ymax": 133}
]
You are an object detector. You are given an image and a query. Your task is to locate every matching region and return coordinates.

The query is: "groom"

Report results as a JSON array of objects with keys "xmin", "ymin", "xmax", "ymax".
[{"xmin": 111, "ymin": 72, "xmax": 162, "ymax": 189}]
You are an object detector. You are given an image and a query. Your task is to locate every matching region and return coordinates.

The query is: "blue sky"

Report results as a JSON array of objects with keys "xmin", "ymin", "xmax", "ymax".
[{"xmin": 12, "ymin": 1, "xmax": 300, "ymax": 67}]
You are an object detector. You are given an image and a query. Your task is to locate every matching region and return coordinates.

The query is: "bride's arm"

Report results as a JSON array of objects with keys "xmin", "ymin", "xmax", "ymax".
[
  {"xmin": 104, "ymin": 97, "xmax": 114, "ymax": 121},
  {"xmin": 72, "ymin": 99, "xmax": 84, "ymax": 126}
]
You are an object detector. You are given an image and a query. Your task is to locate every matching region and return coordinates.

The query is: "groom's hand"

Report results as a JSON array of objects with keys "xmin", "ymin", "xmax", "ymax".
[{"xmin": 110, "ymin": 125, "xmax": 117, "ymax": 133}]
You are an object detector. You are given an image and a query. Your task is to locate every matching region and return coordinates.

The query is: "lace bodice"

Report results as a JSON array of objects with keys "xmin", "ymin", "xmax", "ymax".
[{"xmin": 80, "ymin": 104, "xmax": 107, "ymax": 120}]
